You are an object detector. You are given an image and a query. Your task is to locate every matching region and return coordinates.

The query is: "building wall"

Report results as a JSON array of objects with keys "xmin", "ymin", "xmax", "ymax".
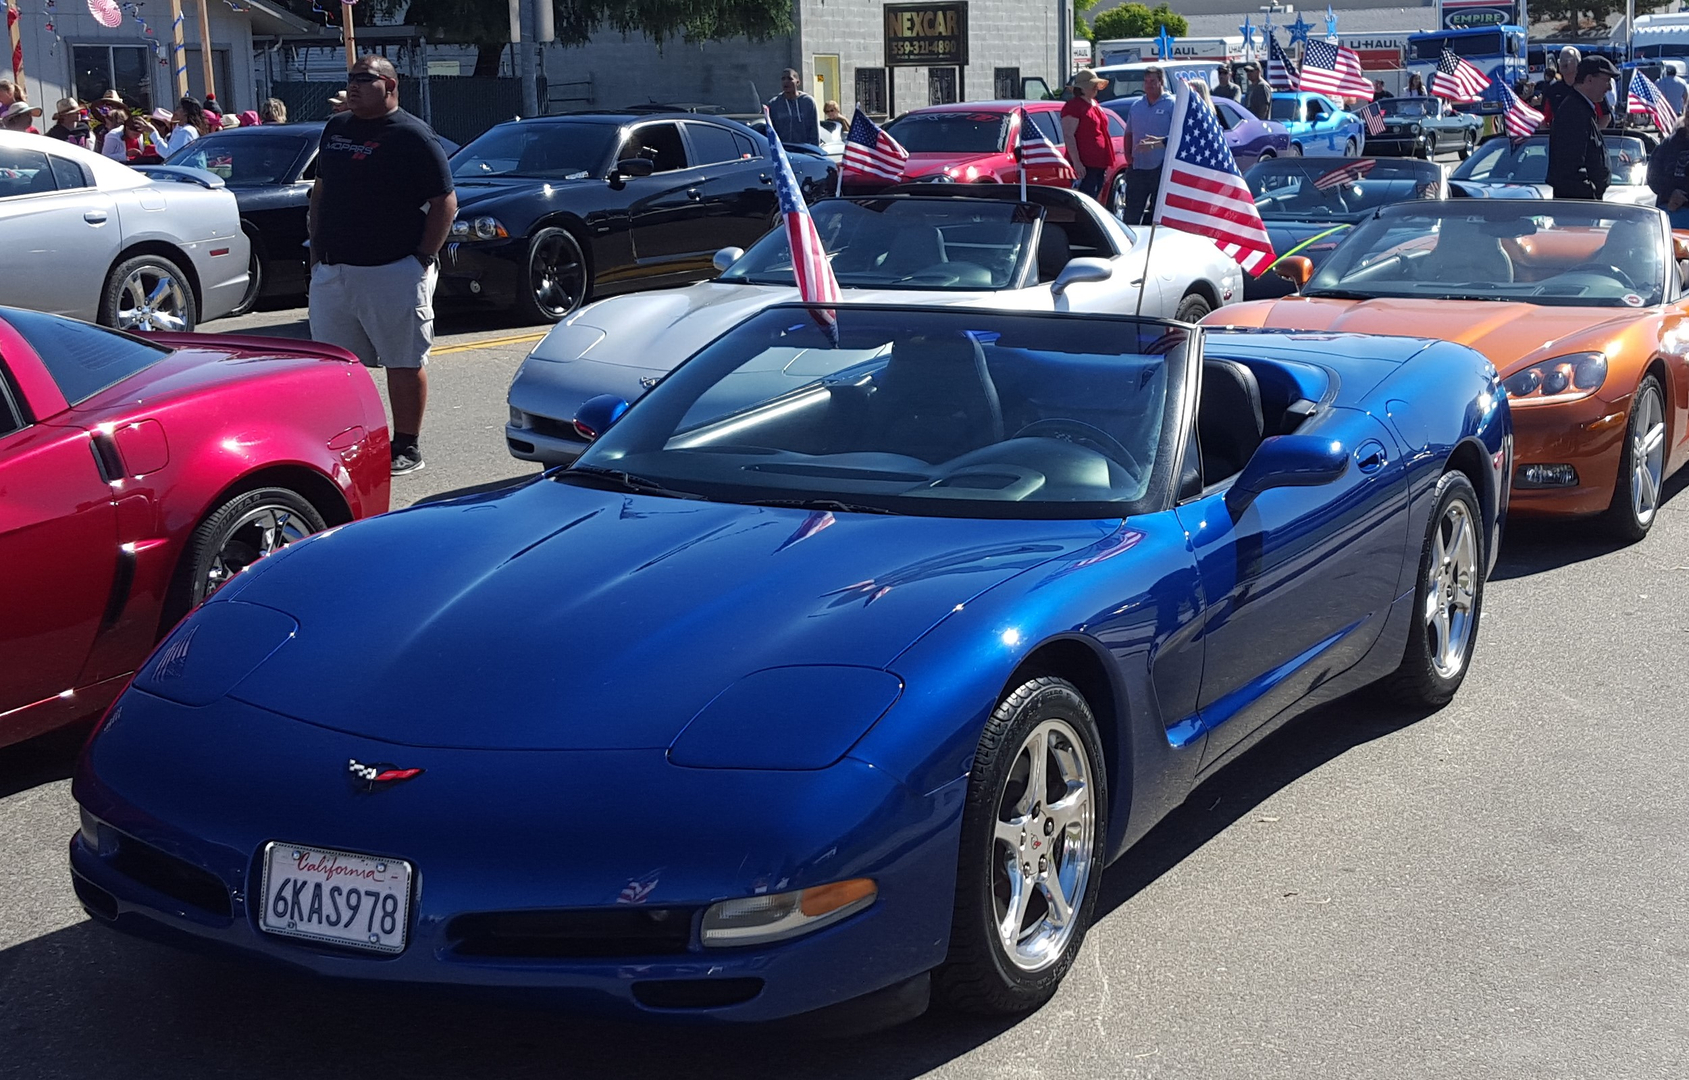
[{"xmin": 540, "ymin": 35, "xmax": 796, "ymax": 115}]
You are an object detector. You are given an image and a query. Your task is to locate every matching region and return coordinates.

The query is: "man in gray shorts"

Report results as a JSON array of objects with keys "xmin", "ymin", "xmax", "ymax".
[{"xmin": 308, "ymin": 55, "xmax": 456, "ymax": 475}]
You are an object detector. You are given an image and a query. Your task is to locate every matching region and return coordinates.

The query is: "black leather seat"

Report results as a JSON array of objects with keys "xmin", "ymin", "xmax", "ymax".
[
  {"xmin": 884, "ymin": 226, "xmax": 945, "ymax": 275},
  {"xmin": 1197, "ymin": 359, "xmax": 1265, "ymax": 482},
  {"xmin": 1037, "ymin": 223, "xmax": 1072, "ymax": 281},
  {"xmin": 859, "ymin": 333, "xmax": 1004, "ymax": 462}
]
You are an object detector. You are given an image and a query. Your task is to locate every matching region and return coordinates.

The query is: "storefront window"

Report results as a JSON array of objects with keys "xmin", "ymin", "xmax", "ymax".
[{"xmin": 73, "ymin": 44, "xmax": 155, "ymax": 111}]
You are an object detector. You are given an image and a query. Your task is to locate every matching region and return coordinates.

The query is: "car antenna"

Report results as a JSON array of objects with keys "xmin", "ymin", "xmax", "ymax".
[{"xmin": 1134, "ymin": 222, "xmax": 1159, "ymax": 319}]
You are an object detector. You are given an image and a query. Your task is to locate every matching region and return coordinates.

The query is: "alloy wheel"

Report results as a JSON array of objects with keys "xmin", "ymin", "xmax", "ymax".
[
  {"xmin": 1423, "ymin": 498, "xmax": 1479, "ymax": 680},
  {"xmin": 529, "ymin": 232, "xmax": 586, "ymax": 319},
  {"xmin": 116, "ymin": 265, "xmax": 191, "ymax": 332},
  {"xmin": 1629, "ymin": 381, "xmax": 1667, "ymax": 528},
  {"xmin": 991, "ymin": 718, "xmax": 1095, "ymax": 973},
  {"xmin": 203, "ymin": 504, "xmax": 313, "ymax": 597}
]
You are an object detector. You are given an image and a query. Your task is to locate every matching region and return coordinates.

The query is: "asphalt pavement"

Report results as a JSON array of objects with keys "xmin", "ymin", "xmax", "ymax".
[{"xmin": 1, "ymin": 297, "xmax": 1686, "ymax": 1079}]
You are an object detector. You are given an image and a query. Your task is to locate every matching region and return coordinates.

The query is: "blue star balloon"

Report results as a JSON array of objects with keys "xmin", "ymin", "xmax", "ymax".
[
  {"xmin": 1155, "ymin": 25, "xmax": 1178, "ymax": 60},
  {"xmin": 1325, "ymin": 5, "xmax": 1339, "ymax": 37},
  {"xmin": 1288, "ymin": 13, "xmax": 1312, "ymax": 45},
  {"xmin": 1237, "ymin": 16, "xmax": 1256, "ymax": 52}
]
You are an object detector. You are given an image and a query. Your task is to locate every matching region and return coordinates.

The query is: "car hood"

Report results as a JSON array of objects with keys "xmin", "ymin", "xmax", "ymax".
[
  {"xmin": 451, "ymin": 175, "xmax": 597, "ymax": 213},
  {"xmin": 214, "ymin": 479, "xmax": 1109, "ymax": 750},
  {"xmin": 1216, "ymin": 296, "xmax": 1642, "ymax": 372},
  {"xmin": 901, "ymin": 151, "xmax": 1005, "ymax": 179}
]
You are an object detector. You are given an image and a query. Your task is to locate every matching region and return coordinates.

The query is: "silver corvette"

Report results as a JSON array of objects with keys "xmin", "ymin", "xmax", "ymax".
[
  {"xmin": 506, "ymin": 185, "xmax": 1244, "ymax": 464},
  {"xmin": 0, "ymin": 132, "xmax": 248, "ymax": 331}
]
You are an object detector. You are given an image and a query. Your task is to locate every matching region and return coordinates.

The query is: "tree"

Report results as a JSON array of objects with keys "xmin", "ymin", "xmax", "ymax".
[{"xmin": 1089, "ymin": 2, "xmax": 1189, "ymax": 41}]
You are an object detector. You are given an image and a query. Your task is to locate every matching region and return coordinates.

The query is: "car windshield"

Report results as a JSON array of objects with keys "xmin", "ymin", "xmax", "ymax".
[
  {"xmin": 1305, "ymin": 203, "xmax": 1667, "ymax": 307},
  {"xmin": 1378, "ymin": 97, "xmax": 1438, "ymax": 118},
  {"xmin": 884, "ymin": 112, "xmax": 1010, "ymax": 154},
  {"xmin": 1454, "ymin": 136, "xmax": 1648, "ymax": 186},
  {"xmin": 1247, "ymin": 159, "xmax": 1441, "ymax": 220},
  {"xmin": 452, "ymin": 122, "xmax": 619, "ymax": 179},
  {"xmin": 572, "ymin": 306, "xmax": 1189, "ymax": 519},
  {"xmin": 718, "ymin": 198, "xmax": 1041, "ymax": 290},
  {"xmin": 164, "ymin": 134, "xmax": 309, "ymax": 184}
]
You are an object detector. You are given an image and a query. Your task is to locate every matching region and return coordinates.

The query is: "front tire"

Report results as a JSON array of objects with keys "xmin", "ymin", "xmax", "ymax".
[
  {"xmin": 515, "ymin": 227, "xmax": 590, "ymax": 324},
  {"xmin": 1603, "ymin": 374, "xmax": 1668, "ymax": 542},
  {"xmin": 1107, "ymin": 170, "xmax": 1129, "ymax": 213},
  {"xmin": 99, "ymin": 253, "xmax": 197, "ymax": 332},
  {"xmin": 1459, "ymin": 131, "xmax": 1475, "ymax": 160},
  {"xmin": 934, "ymin": 677, "xmax": 1106, "ymax": 1015},
  {"xmin": 1344, "ymin": 136, "xmax": 1359, "ymax": 157},
  {"xmin": 1386, "ymin": 471, "xmax": 1485, "ymax": 708},
  {"xmin": 163, "ymin": 487, "xmax": 326, "ymax": 628},
  {"xmin": 229, "ymin": 232, "xmax": 263, "ymax": 317}
]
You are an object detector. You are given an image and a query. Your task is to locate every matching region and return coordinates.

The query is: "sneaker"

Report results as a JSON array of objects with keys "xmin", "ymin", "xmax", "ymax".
[{"xmin": 390, "ymin": 444, "xmax": 425, "ymax": 475}]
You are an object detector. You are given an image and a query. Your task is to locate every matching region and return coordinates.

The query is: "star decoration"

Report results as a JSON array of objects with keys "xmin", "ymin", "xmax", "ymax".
[
  {"xmin": 1325, "ymin": 5, "xmax": 1339, "ymax": 37},
  {"xmin": 1238, "ymin": 16, "xmax": 1256, "ymax": 51},
  {"xmin": 1155, "ymin": 25, "xmax": 1177, "ymax": 60},
  {"xmin": 1288, "ymin": 13, "xmax": 1312, "ymax": 44}
]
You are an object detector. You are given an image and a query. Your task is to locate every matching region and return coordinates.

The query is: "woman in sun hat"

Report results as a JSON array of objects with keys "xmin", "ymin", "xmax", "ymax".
[
  {"xmin": 1060, "ymin": 68, "xmax": 1118, "ymax": 201},
  {"xmin": 0, "ymin": 101, "xmax": 43, "ymax": 134}
]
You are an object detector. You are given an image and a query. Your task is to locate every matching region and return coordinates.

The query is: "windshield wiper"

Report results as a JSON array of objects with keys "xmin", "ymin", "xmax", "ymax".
[
  {"xmin": 1300, "ymin": 288, "xmax": 1377, "ymax": 300},
  {"xmin": 1433, "ymin": 293, "xmax": 1511, "ymax": 302},
  {"xmin": 556, "ymin": 465, "xmax": 705, "ymax": 500},
  {"xmin": 748, "ymin": 497, "xmax": 902, "ymax": 515}
]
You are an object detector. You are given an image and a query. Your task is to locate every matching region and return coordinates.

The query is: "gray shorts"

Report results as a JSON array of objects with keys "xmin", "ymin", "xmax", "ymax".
[{"xmin": 308, "ymin": 257, "xmax": 436, "ymax": 369}]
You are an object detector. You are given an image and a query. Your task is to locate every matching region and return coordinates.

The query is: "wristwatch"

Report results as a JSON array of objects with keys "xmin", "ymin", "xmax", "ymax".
[{"xmin": 415, "ymin": 252, "xmax": 439, "ymax": 268}]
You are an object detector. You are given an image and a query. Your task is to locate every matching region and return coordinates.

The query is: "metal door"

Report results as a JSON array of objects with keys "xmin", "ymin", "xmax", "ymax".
[{"xmin": 0, "ymin": 146, "xmax": 121, "ymax": 318}]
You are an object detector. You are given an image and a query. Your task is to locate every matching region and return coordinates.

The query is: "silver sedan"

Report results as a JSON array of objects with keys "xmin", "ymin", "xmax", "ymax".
[{"xmin": 0, "ymin": 132, "xmax": 248, "ymax": 331}]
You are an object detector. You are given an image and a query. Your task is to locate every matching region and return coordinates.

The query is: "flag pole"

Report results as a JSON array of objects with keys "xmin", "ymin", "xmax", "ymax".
[{"xmin": 1134, "ymin": 224, "xmax": 1159, "ymax": 318}]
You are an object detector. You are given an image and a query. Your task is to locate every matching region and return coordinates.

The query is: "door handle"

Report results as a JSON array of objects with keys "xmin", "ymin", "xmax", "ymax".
[
  {"xmin": 1355, "ymin": 440, "xmax": 1388, "ymax": 474},
  {"xmin": 84, "ymin": 210, "xmax": 108, "ymax": 224},
  {"xmin": 759, "ymin": 174, "xmax": 774, "ymax": 185},
  {"xmin": 687, "ymin": 188, "xmax": 702, "ymax": 201}
]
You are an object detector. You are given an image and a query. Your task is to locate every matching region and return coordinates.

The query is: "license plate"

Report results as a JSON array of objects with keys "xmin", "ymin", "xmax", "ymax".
[{"xmin": 259, "ymin": 842, "xmax": 413, "ymax": 954}]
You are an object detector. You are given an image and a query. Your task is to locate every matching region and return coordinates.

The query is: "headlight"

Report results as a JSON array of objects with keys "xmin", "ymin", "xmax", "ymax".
[
  {"xmin": 1408, "ymin": 123, "xmax": 1422, "ymax": 134},
  {"xmin": 1502, "ymin": 352, "xmax": 1608, "ymax": 405},
  {"xmin": 449, "ymin": 216, "xmax": 509, "ymax": 241},
  {"xmin": 700, "ymin": 879, "xmax": 878, "ymax": 947}
]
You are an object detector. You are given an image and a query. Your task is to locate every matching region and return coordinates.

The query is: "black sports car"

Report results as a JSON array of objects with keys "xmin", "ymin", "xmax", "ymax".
[
  {"xmin": 161, "ymin": 122, "xmax": 459, "ymax": 313},
  {"xmin": 439, "ymin": 113, "xmax": 838, "ymax": 322}
]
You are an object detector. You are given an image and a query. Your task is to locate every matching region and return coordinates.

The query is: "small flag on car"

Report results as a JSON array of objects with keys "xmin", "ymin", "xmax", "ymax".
[
  {"xmin": 1628, "ymin": 69, "xmax": 1679, "ymax": 136},
  {"xmin": 1481, "ymin": 77, "xmax": 1544, "ymax": 141},
  {"xmin": 1015, "ymin": 108, "xmax": 1076, "ymax": 178},
  {"xmin": 1431, "ymin": 48, "xmax": 1490, "ymax": 104},
  {"xmin": 1299, "ymin": 39, "xmax": 1373, "ymax": 101},
  {"xmin": 1312, "ymin": 159, "xmax": 1376, "ymax": 190},
  {"xmin": 1267, "ymin": 33, "xmax": 1299, "ymax": 91},
  {"xmin": 841, "ymin": 107, "xmax": 909, "ymax": 182},
  {"xmin": 1357, "ymin": 101, "xmax": 1386, "ymax": 136},
  {"xmin": 764, "ymin": 107, "xmax": 842, "ymax": 334}
]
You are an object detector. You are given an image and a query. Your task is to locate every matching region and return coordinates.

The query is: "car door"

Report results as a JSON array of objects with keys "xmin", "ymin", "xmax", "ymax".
[
  {"xmin": 1172, "ymin": 370, "xmax": 1409, "ymax": 769},
  {"xmin": 681, "ymin": 121, "xmax": 775, "ymax": 251},
  {"xmin": 0, "ymin": 356, "xmax": 117, "ymax": 717},
  {"xmin": 0, "ymin": 145, "xmax": 121, "ymax": 319},
  {"xmin": 615, "ymin": 121, "xmax": 709, "ymax": 267},
  {"xmin": 1305, "ymin": 97, "xmax": 1336, "ymax": 151}
]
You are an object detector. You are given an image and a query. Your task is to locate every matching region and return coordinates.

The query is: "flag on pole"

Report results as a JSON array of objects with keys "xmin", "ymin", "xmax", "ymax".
[
  {"xmin": 1312, "ymin": 159, "xmax": 1376, "ymax": 191},
  {"xmin": 1628, "ymin": 68, "xmax": 1680, "ymax": 135},
  {"xmin": 841, "ymin": 107, "xmax": 909, "ymax": 181},
  {"xmin": 1356, "ymin": 101, "xmax": 1386, "ymax": 135},
  {"xmin": 1480, "ymin": 77, "xmax": 1543, "ymax": 140},
  {"xmin": 1015, "ymin": 109, "xmax": 1076, "ymax": 178},
  {"xmin": 6, "ymin": 0, "xmax": 24, "ymax": 85},
  {"xmin": 1298, "ymin": 39, "xmax": 1373, "ymax": 100},
  {"xmin": 764, "ymin": 108, "xmax": 842, "ymax": 332},
  {"xmin": 1154, "ymin": 81, "xmax": 1276, "ymax": 276},
  {"xmin": 1267, "ymin": 32, "xmax": 1299, "ymax": 90},
  {"xmin": 1431, "ymin": 48, "xmax": 1490, "ymax": 104}
]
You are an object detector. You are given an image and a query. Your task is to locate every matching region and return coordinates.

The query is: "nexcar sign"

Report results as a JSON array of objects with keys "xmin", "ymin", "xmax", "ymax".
[{"xmin": 886, "ymin": 2, "xmax": 969, "ymax": 67}]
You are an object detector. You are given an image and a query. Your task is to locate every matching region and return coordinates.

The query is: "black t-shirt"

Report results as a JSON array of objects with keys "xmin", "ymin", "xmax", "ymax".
[{"xmin": 314, "ymin": 108, "xmax": 453, "ymax": 266}]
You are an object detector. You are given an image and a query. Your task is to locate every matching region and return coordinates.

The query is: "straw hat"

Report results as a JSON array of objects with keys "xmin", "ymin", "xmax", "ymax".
[
  {"xmin": 52, "ymin": 97, "xmax": 84, "ymax": 122},
  {"xmin": 1072, "ymin": 68, "xmax": 1109, "ymax": 92},
  {"xmin": 95, "ymin": 89, "xmax": 125, "ymax": 106},
  {"xmin": 1, "ymin": 102, "xmax": 43, "ymax": 120}
]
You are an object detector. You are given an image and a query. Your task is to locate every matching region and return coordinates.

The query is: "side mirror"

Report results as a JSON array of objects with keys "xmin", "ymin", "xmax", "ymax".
[
  {"xmin": 573, "ymin": 394, "xmax": 630, "ymax": 441},
  {"xmin": 1273, "ymin": 255, "xmax": 1314, "ymax": 291},
  {"xmin": 1224, "ymin": 434, "xmax": 1349, "ymax": 515},
  {"xmin": 712, "ymin": 246, "xmax": 745, "ymax": 273},
  {"xmin": 1050, "ymin": 257, "xmax": 1114, "ymax": 297},
  {"xmin": 611, "ymin": 157, "xmax": 656, "ymax": 181}
]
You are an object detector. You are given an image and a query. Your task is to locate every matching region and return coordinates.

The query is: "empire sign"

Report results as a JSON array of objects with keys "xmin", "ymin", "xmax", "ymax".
[{"xmin": 885, "ymin": 2, "xmax": 969, "ymax": 67}]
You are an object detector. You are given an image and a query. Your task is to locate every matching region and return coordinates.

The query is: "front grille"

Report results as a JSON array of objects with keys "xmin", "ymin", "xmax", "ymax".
[
  {"xmin": 447, "ymin": 907, "xmax": 696, "ymax": 958},
  {"xmin": 110, "ymin": 835, "xmax": 232, "ymax": 918},
  {"xmin": 528, "ymin": 414, "xmax": 586, "ymax": 443}
]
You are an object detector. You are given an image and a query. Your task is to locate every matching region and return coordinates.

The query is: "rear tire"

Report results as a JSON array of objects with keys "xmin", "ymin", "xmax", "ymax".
[
  {"xmin": 162, "ymin": 487, "xmax": 326, "ymax": 629},
  {"xmin": 229, "ymin": 232, "xmax": 263, "ymax": 317},
  {"xmin": 1289, "ymin": 141, "xmax": 1304, "ymax": 157},
  {"xmin": 99, "ymin": 253, "xmax": 198, "ymax": 333},
  {"xmin": 1174, "ymin": 291, "xmax": 1212, "ymax": 323},
  {"xmin": 1385, "ymin": 471, "xmax": 1485, "ymax": 708},
  {"xmin": 1602, "ymin": 374, "xmax": 1668, "ymax": 542},
  {"xmin": 1344, "ymin": 136, "xmax": 1359, "ymax": 157},
  {"xmin": 1459, "ymin": 131, "xmax": 1475, "ymax": 161}
]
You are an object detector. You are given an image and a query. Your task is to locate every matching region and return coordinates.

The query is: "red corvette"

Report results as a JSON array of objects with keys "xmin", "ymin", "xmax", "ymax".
[{"xmin": 0, "ymin": 308, "xmax": 389, "ymax": 749}]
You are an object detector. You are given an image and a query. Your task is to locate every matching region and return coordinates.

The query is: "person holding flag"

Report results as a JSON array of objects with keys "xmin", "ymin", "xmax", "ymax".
[
  {"xmin": 1059, "ymin": 69, "xmax": 1118, "ymax": 200},
  {"xmin": 763, "ymin": 106, "xmax": 842, "ymax": 333},
  {"xmin": 1547, "ymin": 55, "xmax": 1618, "ymax": 200},
  {"xmin": 1628, "ymin": 68, "xmax": 1680, "ymax": 137},
  {"xmin": 1153, "ymin": 78, "xmax": 1276, "ymax": 277}
]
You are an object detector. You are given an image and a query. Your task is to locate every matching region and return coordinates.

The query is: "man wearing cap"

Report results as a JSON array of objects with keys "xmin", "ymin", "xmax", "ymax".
[
  {"xmin": 327, "ymin": 90, "xmax": 349, "ymax": 115},
  {"xmin": 46, "ymin": 99, "xmax": 92, "ymax": 147},
  {"xmin": 1548, "ymin": 55, "xmax": 1619, "ymax": 200},
  {"xmin": 1060, "ymin": 69, "xmax": 1118, "ymax": 200},
  {"xmin": 1117, "ymin": 66, "xmax": 1175, "ymax": 225},
  {"xmin": 1213, "ymin": 66, "xmax": 1242, "ymax": 103},
  {"xmin": 1244, "ymin": 62, "xmax": 1271, "ymax": 121}
]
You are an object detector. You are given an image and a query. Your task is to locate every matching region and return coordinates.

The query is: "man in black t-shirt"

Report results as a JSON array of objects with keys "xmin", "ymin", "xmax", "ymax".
[{"xmin": 308, "ymin": 55, "xmax": 457, "ymax": 476}]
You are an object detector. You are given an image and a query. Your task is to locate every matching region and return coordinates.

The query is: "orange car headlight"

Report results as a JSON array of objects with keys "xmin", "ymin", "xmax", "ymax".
[{"xmin": 1502, "ymin": 352, "xmax": 1607, "ymax": 406}]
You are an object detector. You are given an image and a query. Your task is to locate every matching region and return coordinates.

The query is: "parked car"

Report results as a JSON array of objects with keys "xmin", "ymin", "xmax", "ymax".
[
  {"xmin": 848, "ymin": 101, "xmax": 1129, "ymax": 206},
  {"xmin": 1209, "ymin": 200, "xmax": 1687, "ymax": 540},
  {"xmin": 1104, "ymin": 94, "xmax": 1290, "ymax": 172},
  {"xmin": 745, "ymin": 115, "xmax": 846, "ymax": 164},
  {"xmin": 1363, "ymin": 95, "xmax": 1484, "ymax": 159},
  {"xmin": 71, "ymin": 303, "xmax": 1507, "ymax": 1027},
  {"xmin": 0, "ymin": 131, "xmax": 248, "ymax": 331},
  {"xmin": 160, "ymin": 122, "xmax": 459, "ymax": 313},
  {"xmin": 439, "ymin": 113, "xmax": 837, "ymax": 322},
  {"xmin": 1092, "ymin": 60, "xmax": 1221, "ymax": 100},
  {"xmin": 1448, "ymin": 132, "xmax": 1655, "ymax": 206},
  {"xmin": 1243, "ymin": 156, "xmax": 1444, "ymax": 298},
  {"xmin": 1270, "ymin": 92, "xmax": 1368, "ymax": 157},
  {"xmin": 0, "ymin": 307, "xmax": 389, "ymax": 749},
  {"xmin": 506, "ymin": 185, "xmax": 1245, "ymax": 465}
]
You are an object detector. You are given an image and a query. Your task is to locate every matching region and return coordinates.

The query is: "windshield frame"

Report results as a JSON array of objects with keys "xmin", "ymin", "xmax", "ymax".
[
  {"xmin": 450, "ymin": 120, "xmax": 621, "ymax": 181},
  {"xmin": 1245, "ymin": 158, "xmax": 1443, "ymax": 220},
  {"xmin": 571, "ymin": 304, "xmax": 1196, "ymax": 520}
]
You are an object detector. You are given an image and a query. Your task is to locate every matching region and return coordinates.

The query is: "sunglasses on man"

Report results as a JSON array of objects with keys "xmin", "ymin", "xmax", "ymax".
[{"xmin": 347, "ymin": 72, "xmax": 387, "ymax": 86}]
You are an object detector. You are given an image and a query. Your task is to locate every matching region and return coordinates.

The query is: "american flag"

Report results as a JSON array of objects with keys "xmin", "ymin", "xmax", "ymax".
[
  {"xmin": 764, "ymin": 108, "xmax": 841, "ymax": 329},
  {"xmin": 616, "ymin": 869, "xmax": 661, "ymax": 905},
  {"xmin": 1628, "ymin": 69, "xmax": 1680, "ymax": 135},
  {"xmin": 1431, "ymin": 49, "xmax": 1490, "ymax": 104},
  {"xmin": 1481, "ymin": 77, "xmax": 1544, "ymax": 140},
  {"xmin": 1154, "ymin": 81, "xmax": 1276, "ymax": 276},
  {"xmin": 1356, "ymin": 101, "xmax": 1386, "ymax": 135},
  {"xmin": 1268, "ymin": 33, "xmax": 1299, "ymax": 91},
  {"xmin": 1312, "ymin": 159, "xmax": 1376, "ymax": 190},
  {"xmin": 1299, "ymin": 39, "xmax": 1373, "ymax": 100},
  {"xmin": 1015, "ymin": 109, "xmax": 1076, "ymax": 179},
  {"xmin": 842, "ymin": 106, "xmax": 909, "ymax": 181}
]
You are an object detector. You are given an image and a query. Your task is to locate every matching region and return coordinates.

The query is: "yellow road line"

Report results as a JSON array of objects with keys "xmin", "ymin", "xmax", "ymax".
[{"xmin": 432, "ymin": 331, "xmax": 548, "ymax": 355}]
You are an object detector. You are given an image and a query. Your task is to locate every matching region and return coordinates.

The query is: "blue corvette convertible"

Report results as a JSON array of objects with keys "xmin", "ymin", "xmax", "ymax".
[{"xmin": 71, "ymin": 306, "xmax": 1509, "ymax": 1026}]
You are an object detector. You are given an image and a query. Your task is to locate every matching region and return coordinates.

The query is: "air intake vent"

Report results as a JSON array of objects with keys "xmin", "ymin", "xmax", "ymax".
[
  {"xmin": 447, "ymin": 907, "xmax": 696, "ymax": 958},
  {"xmin": 110, "ymin": 835, "xmax": 232, "ymax": 918}
]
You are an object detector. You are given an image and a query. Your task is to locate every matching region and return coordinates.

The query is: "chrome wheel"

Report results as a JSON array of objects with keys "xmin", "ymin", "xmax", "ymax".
[
  {"xmin": 527, "ymin": 229, "xmax": 587, "ymax": 321},
  {"xmin": 116, "ymin": 264, "xmax": 192, "ymax": 331},
  {"xmin": 1630, "ymin": 382, "xmax": 1667, "ymax": 528},
  {"xmin": 1344, "ymin": 137, "xmax": 1359, "ymax": 157},
  {"xmin": 992, "ymin": 718, "xmax": 1095, "ymax": 973},
  {"xmin": 1423, "ymin": 498, "xmax": 1479, "ymax": 680},
  {"xmin": 202, "ymin": 503, "xmax": 313, "ymax": 597}
]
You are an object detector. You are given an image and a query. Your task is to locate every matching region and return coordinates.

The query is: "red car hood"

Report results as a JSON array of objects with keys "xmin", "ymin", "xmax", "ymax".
[{"xmin": 901, "ymin": 151, "xmax": 1008, "ymax": 179}]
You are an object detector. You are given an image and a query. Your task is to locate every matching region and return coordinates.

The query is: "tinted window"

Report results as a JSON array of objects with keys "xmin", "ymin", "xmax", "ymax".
[
  {"xmin": 884, "ymin": 112, "xmax": 1010, "ymax": 153},
  {"xmin": 1, "ymin": 308, "xmax": 170, "ymax": 406},
  {"xmin": 732, "ymin": 131, "xmax": 761, "ymax": 160},
  {"xmin": 1027, "ymin": 111, "xmax": 1063, "ymax": 145},
  {"xmin": 166, "ymin": 133, "xmax": 310, "ymax": 184},
  {"xmin": 1247, "ymin": 159, "xmax": 1441, "ymax": 219},
  {"xmin": 453, "ymin": 122, "xmax": 618, "ymax": 179},
  {"xmin": 0, "ymin": 369, "xmax": 22, "ymax": 436},
  {"xmin": 619, "ymin": 123, "xmax": 688, "ymax": 172},
  {"xmin": 49, "ymin": 156, "xmax": 89, "ymax": 190},
  {"xmin": 686, "ymin": 123, "xmax": 743, "ymax": 165},
  {"xmin": 0, "ymin": 147, "xmax": 58, "ymax": 198}
]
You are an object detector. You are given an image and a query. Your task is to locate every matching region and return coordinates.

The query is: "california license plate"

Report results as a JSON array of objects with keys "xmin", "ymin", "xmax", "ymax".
[{"xmin": 259, "ymin": 842, "xmax": 413, "ymax": 953}]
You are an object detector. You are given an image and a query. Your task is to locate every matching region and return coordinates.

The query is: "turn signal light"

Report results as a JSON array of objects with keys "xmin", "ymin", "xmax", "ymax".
[{"xmin": 700, "ymin": 878, "xmax": 878, "ymax": 947}]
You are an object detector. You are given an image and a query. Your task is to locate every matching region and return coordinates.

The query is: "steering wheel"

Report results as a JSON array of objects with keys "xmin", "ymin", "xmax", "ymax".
[
  {"xmin": 1564, "ymin": 262, "xmax": 1639, "ymax": 290},
  {"xmin": 1012, "ymin": 419, "xmax": 1142, "ymax": 480}
]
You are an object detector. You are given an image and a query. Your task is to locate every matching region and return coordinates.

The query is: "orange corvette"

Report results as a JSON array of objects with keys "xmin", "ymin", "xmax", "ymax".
[{"xmin": 1206, "ymin": 200, "xmax": 1689, "ymax": 539}]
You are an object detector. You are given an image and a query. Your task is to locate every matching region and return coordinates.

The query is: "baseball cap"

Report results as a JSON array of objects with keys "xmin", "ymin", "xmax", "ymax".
[{"xmin": 1577, "ymin": 56, "xmax": 1620, "ymax": 80}]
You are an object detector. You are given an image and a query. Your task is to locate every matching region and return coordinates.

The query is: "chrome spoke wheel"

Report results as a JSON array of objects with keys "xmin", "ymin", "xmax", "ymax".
[
  {"xmin": 1630, "ymin": 383, "xmax": 1666, "ymax": 527},
  {"xmin": 992, "ymin": 718, "xmax": 1095, "ymax": 973},
  {"xmin": 202, "ymin": 504, "xmax": 312, "ymax": 598},
  {"xmin": 116, "ymin": 265, "xmax": 190, "ymax": 332},
  {"xmin": 1423, "ymin": 498, "xmax": 1479, "ymax": 680}
]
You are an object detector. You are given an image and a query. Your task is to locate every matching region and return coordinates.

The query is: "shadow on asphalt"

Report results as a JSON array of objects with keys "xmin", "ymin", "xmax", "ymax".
[
  {"xmin": 214, "ymin": 308, "xmax": 540, "ymax": 341},
  {"xmin": 1489, "ymin": 468, "xmax": 1689, "ymax": 581},
  {"xmin": 0, "ymin": 722, "xmax": 91, "ymax": 801}
]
